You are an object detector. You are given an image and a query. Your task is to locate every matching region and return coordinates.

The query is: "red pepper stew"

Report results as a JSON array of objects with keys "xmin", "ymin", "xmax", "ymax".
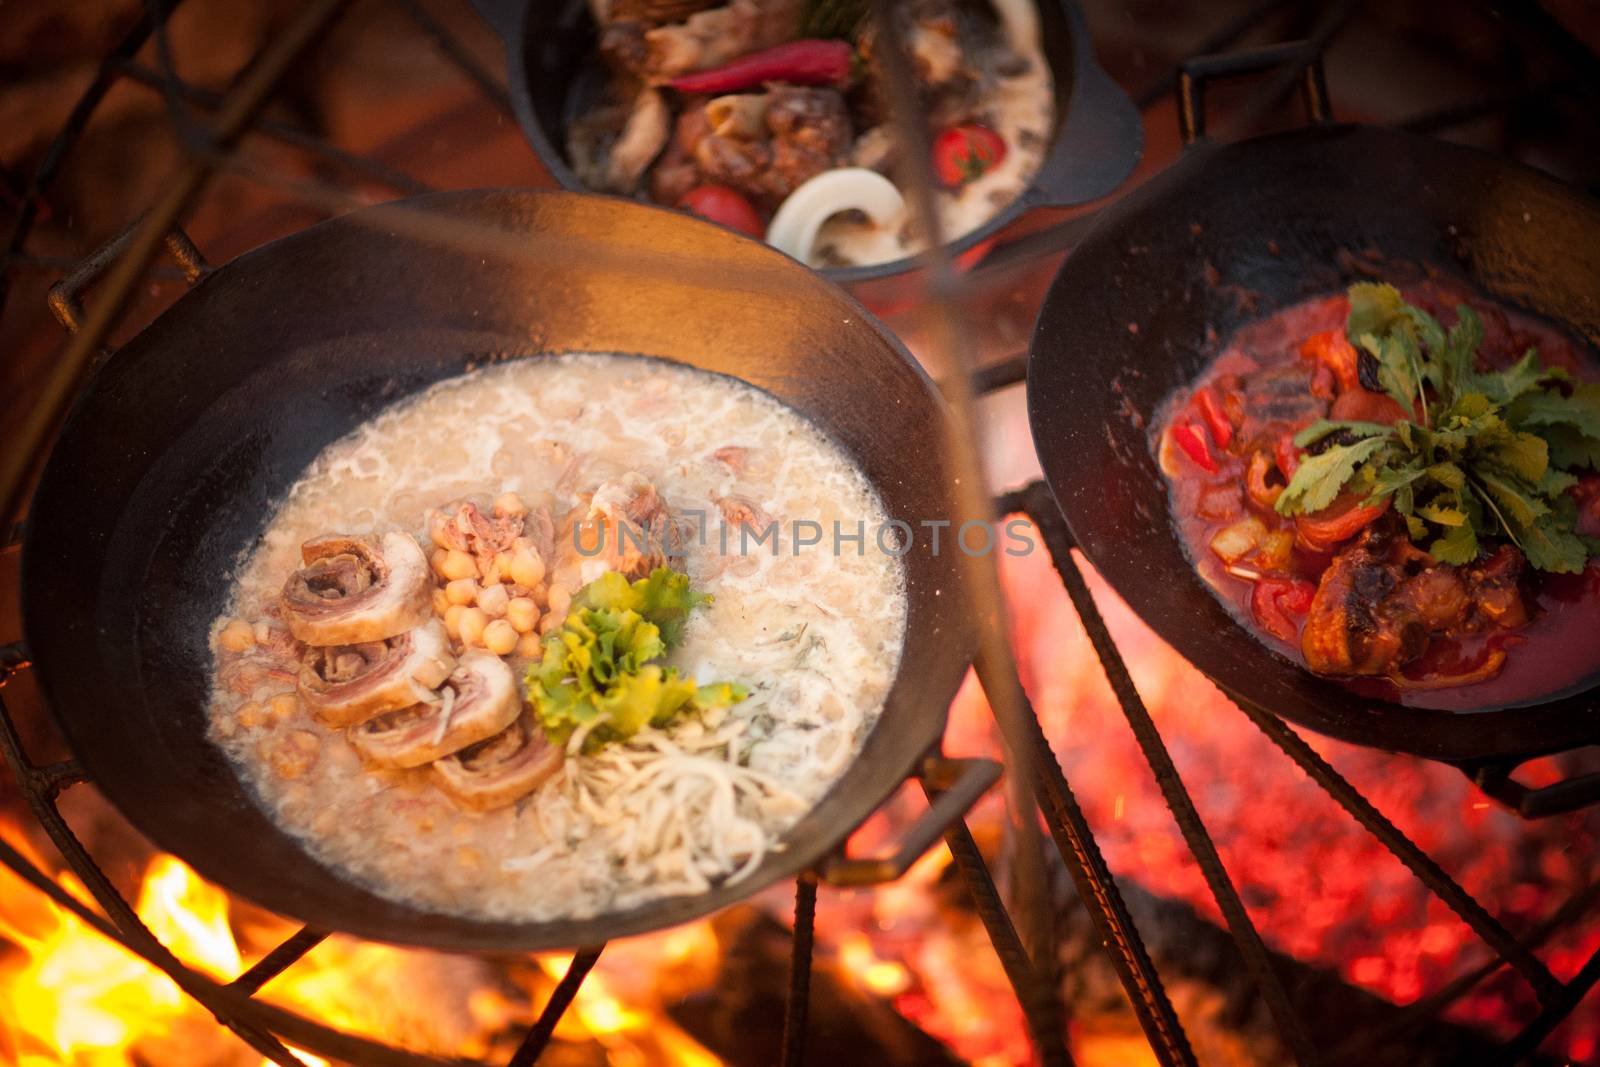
[{"xmin": 1157, "ymin": 281, "xmax": 1600, "ymax": 711}]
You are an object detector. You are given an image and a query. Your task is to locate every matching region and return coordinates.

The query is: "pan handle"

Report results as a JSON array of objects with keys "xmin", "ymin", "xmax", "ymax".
[
  {"xmin": 466, "ymin": 0, "xmax": 524, "ymax": 46},
  {"xmin": 818, "ymin": 755, "xmax": 1003, "ymax": 887},
  {"xmin": 1177, "ymin": 41, "xmax": 1333, "ymax": 147},
  {"xmin": 1466, "ymin": 757, "xmax": 1600, "ymax": 820},
  {"xmin": 48, "ymin": 217, "xmax": 208, "ymax": 333}
]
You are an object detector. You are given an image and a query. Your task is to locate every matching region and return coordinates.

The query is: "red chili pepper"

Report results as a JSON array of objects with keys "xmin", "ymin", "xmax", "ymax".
[
  {"xmin": 668, "ymin": 39, "xmax": 854, "ymax": 94},
  {"xmin": 1274, "ymin": 433, "xmax": 1301, "ymax": 480},
  {"xmin": 1171, "ymin": 422, "xmax": 1218, "ymax": 473},
  {"xmin": 932, "ymin": 125, "xmax": 1008, "ymax": 187},
  {"xmin": 1251, "ymin": 577, "xmax": 1317, "ymax": 642},
  {"xmin": 1192, "ymin": 386, "xmax": 1234, "ymax": 450}
]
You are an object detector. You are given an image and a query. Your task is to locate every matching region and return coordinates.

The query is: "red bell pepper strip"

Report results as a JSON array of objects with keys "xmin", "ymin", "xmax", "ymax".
[
  {"xmin": 1172, "ymin": 422, "xmax": 1218, "ymax": 473},
  {"xmin": 1274, "ymin": 432, "xmax": 1301, "ymax": 480},
  {"xmin": 668, "ymin": 39, "xmax": 854, "ymax": 94},
  {"xmin": 1192, "ymin": 386, "xmax": 1234, "ymax": 450},
  {"xmin": 1251, "ymin": 577, "xmax": 1317, "ymax": 642}
]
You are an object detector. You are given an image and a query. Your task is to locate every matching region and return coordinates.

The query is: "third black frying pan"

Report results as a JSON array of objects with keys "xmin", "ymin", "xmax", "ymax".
[
  {"xmin": 1027, "ymin": 122, "xmax": 1600, "ymax": 764},
  {"xmin": 468, "ymin": 0, "xmax": 1141, "ymax": 287}
]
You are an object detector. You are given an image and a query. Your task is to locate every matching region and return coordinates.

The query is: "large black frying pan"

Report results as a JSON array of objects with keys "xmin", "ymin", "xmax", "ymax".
[
  {"xmin": 21, "ymin": 189, "xmax": 989, "ymax": 951},
  {"xmin": 1028, "ymin": 117, "xmax": 1600, "ymax": 765},
  {"xmin": 468, "ymin": 0, "xmax": 1142, "ymax": 287}
]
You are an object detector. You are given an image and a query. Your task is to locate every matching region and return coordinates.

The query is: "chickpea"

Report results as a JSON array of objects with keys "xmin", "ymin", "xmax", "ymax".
[
  {"xmin": 267, "ymin": 693, "xmax": 300, "ymax": 722},
  {"xmin": 492, "ymin": 551, "xmax": 515, "ymax": 582},
  {"xmin": 547, "ymin": 583, "xmax": 571, "ymax": 619},
  {"xmin": 458, "ymin": 607, "xmax": 488, "ymax": 648},
  {"xmin": 432, "ymin": 588, "xmax": 451, "ymax": 615},
  {"xmin": 263, "ymin": 730, "xmax": 320, "ymax": 780},
  {"xmin": 531, "ymin": 583, "xmax": 549, "ymax": 609},
  {"xmin": 218, "ymin": 619, "xmax": 256, "ymax": 653},
  {"xmin": 538, "ymin": 612, "xmax": 564, "ymax": 636},
  {"xmin": 430, "ymin": 547, "xmax": 451, "ymax": 578},
  {"xmin": 478, "ymin": 583, "xmax": 511, "ymax": 617},
  {"xmin": 444, "ymin": 603, "xmax": 466, "ymax": 639},
  {"xmin": 494, "ymin": 492, "xmax": 527, "ymax": 518},
  {"xmin": 516, "ymin": 632, "xmax": 543, "ymax": 659},
  {"xmin": 235, "ymin": 701, "xmax": 266, "ymax": 729},
  {"xmin": 440, "ymin": 549, "xmax": 478, "ymax": 582},
  {"xmin": 482, "ymin": 619, "xmax": 518, "ymax": 656},
  {"xmin": 506, "ymin": 596, "xmax": 539, "ymax": 634},
  {"xmin": 510, "ymin": 548, "xmax": 545, "ymax": 589},
  {"xmin": 480, "ymin": 553, "xmax": 506, "ymax": 585},
  {"xmin": 445, "ymin": 578, "xmax": 479, "ymax": 606}
]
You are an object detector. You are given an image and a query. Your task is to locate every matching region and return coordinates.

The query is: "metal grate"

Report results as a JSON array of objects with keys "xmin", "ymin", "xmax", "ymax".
[{"xmin": 2, "ymin": 2, "xmax": 1600, "ymax": 1065}]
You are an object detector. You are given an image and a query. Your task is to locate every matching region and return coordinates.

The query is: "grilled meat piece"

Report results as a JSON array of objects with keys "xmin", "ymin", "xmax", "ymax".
[
  {"xmin": 1302, "ymin": 522, "xmax": 1530, "ymax": 677},
  {"xmin": 280, "ymin": 532, "xmax": 433, "ymax": 646},
  {"xmin": 691, "ymin": 86, "xmax": 852, "ymax": 206},
  {"xmin": 298, "ymin": 620, "xmax": 456, "ymax": 728},
  {"xmin": 432, "ymin": 716, "xmax": 564, "ymax": 811},
  {"xmin": 348, "ymin": 650, "xmax": 521, "ymax": 769}
]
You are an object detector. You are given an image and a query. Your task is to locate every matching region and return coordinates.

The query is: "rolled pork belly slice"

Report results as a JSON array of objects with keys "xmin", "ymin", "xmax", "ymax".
[
  {"xmin": 348, "ymin": 650, "xmax": 520, "ymax": 769},
  {"xmin": 432, "ymin": 715, "xmax": 564, "ymax": 812},
  {"xmin": 280, "ymin": 531, "xmax": 433, "ymax": 645},
  {"xmin": 298, "ymin": 619, "xmax": 456, "ymax": 728}
]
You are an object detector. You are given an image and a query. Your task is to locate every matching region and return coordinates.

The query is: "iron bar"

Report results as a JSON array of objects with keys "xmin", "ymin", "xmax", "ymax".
[
  {"xmin": 1234, "ymin": 700, "xmax": 1561, "ymax": 1001},
  {"xmin": 1328, "ymin": 880, "xmax": 1600, "ymax": 1064},
  {"xmin": 395, "ymin": 0, "xmax": 514, "ymax": 112},
  {"xmin": 1500, "ymin": 946, "xmax": 1600, "ymax": 1063},
  {"xmin": 0, "ymin": 827, "xmax": 304, "ymax": 1066},
  {"xmin": 942, "ymin": 813, "xmax": 1073, "ymax": 1066},
  {"xmin": 0, "ymin": 0, "xmax": 352, "ymax": 526},
  {"xmin": 0, "ymin": 828, "xmax": 471, "ymax": 1067},
  {"xmin": 113, "ymin": 60, "xmax": 433, "ymax": 194},
  {"xmin": 1014, "ymin": 481, "xmax": 1318, "ymax": 1066},
  {"xmin": 231, "ymin": 926, "xmax": 331, "ymax": 996},
  {"xmin": 508, "ymin": 946, "xmax": 604, "ymax": 1067},
  {"xmin": 780, "ymin": 873, "xmax": 818, "ymax": 1067},
  {"xmin": 0, "ymin": 8, "xmax": 163, "ymax": 317}
]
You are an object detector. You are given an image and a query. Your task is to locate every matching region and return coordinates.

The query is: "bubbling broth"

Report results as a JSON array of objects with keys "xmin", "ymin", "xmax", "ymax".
[{"xmin": 207, "ymin": 353, "xmax": 906, "ymax": 921}]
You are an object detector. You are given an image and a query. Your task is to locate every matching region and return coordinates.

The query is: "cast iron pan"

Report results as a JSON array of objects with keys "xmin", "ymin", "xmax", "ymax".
[
  {"xmin": 21, "ymin": 189, "xmax": 981, "ymax": 951},
  {"xmin": 1028, "ymin": 121, "xmax": 1600, "ymax": 764},
  {"xmin": 468, "ymin": 0, "xmax": 1142, "ymax": 285}
]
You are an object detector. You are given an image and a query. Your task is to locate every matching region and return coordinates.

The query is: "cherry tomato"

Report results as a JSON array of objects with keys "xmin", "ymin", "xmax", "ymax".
[
  {"xmin": 1171, "ymin": 422, "xmax": 1218, "ymax": 473},
  {"xmin": 932, "ymin": 125, "xmax": 1008, "ymax": 188},
  {"xmin": 1331, "ymin": 387, "xmax": 1409, "ymax": 425},
  {"xmin": 678, "ymin": 184, "xmax": 764, "ymax": 238},
  {"xmin": 1192, "ymin": 386, "xmax": 1234, "ymax": 450},
  {"xmin": 1251, "ymin": 577, "xmax": 1317, "ymax": 642},
  {"xmin": 1295, "ymin": 493, "xmax": 1389, "ymax": 553}
]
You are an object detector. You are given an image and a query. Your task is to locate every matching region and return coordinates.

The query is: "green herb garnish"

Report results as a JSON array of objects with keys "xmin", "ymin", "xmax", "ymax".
[
  {"xmin": 1274, "ymin": 282, "xmax": 1600, "ymax": 573},
  {"xmin": 525, "ymin": 568, "xmax": 747, "ymax": 752}
]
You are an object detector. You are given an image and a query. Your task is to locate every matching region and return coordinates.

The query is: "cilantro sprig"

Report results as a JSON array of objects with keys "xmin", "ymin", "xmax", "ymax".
[
  {"xmin": 526, "ymin": 568, "xmax": 747, "ymax": 752},
  {"xmin": 1274, "ymin": 283, "xmax": 1600, "ymax": 573}
]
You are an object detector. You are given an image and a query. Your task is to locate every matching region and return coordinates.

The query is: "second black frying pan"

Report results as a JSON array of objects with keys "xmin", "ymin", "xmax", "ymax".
[
  {"xmin": 1028, "ymin": 123, "xmax": 1600, "ymax": 763},
  {"xmin": 21, "ymin": 189, "xmax": 982, "ymax": 951}
]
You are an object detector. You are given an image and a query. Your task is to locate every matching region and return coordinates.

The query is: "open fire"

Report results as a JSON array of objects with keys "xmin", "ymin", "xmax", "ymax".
[{"xmin": 2, "ymin": 522, "xmax": 1597, "ymax": 1065}]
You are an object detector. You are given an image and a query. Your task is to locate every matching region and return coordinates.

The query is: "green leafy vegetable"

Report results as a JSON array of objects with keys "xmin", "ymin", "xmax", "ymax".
[
  {"xmin": 1271, "ymin": 284, "xmax": 1600, "ymax": 573},
  {"xmin": 526, "ymin": 567, "xmax": 747, "ymax": 751}
]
